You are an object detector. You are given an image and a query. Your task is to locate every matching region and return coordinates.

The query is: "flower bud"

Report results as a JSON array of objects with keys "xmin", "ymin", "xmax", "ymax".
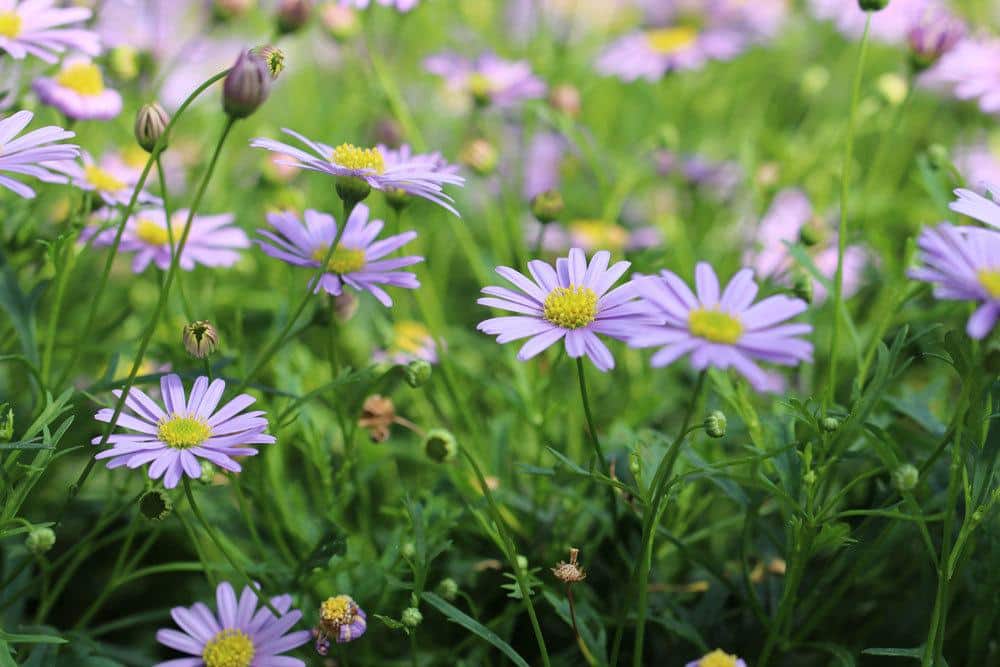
[
  {"xmin": 335, "ymin": 176, "xmax": 373, "ymax": 209},
  {"xmin": 798, "ymin": 221, "xmax": 822, "ymax": 247},
  {"xmin": 183, "ymin": 320, "xmax": 219, "ymax": 359},
  {"xmin": 459, "ymin": 138, "xmax": 498, "ymax": 176},
  {"xmin": 548, "ymin": 84, "xmax": 581, "ymax": 118},
  {"xmin": 628, "ymin": 451, "xmax": 642, "ymax": 479},
  {"xmin": 791, "ymin": 271, "xmax": 813, "ymax": 304},
  {"xmin": 321, "ymin": 2, "xmax": 360, "ymax": 41},
  {"xmin": 139, "ymin": 488, "xmax": 174, "ymax": 521},
  {"xmin": 820, "ymin": 416, "xmax": 840, "ymax": 433},
  {"xmin": 423, "ymin": 428, "xmax": 457, "ymax": 463},
  {"xmin": 200, "ymin": 460, "xmax": 217, "ymax": 484},
  {"xmin": 468, "ymin": 73, "xmax": 493, "ymax": 107},
  {"xmin": 704, "ymin": 410, "xmax": 727, "ymax": 438},
  {"xmin": 0, "ymin": 403, "xmax": 13, "ymax": 441},
  {"xmin": 892, "ymin": 463, "xmax": 919, "ymax": 492},
  {"xmin": 436, "ymin": 577, "xmax": 459, "ymax": 600},
  {"xmin": 223, "ymin": 50, "xmax": 272, "ymax": 119},
  {"xmin": 530, "ymin": 189, "xmax": 564, "ymax": 224},
  {"xmin": 26, "ymin": 527, "xmax": 56, "ymax": 555},
  {"xmin": 401, "ymin": 607, "xmax": 423, "ymax": 628},
  {"xmin": 858, "ymin": 0, "xmax": 889, "ymax": 10},
  {"xmin": 401, "ymin": 541, "xmax": 416, "ymax": 559},
  {"xmin": 251, "ymin": 45, "xmax": 286, "ymax": 80},
  {"xmin": 135, "ymin": 102, "xmax": 170, "ymax": 153},
  {"xmin": 276, "ymin": 0, "xmax": 312, "ymax": 34},
  {"xmin": 803, "ymin": 470, "xmax": 817, "ymax": 486},
  {"xmin": 404, "ymin": 359, "xmax": 432, "ymax": 388},
  {"xmin": 515, "ymin": 555, "xmax": 529, "ymax": 571}
]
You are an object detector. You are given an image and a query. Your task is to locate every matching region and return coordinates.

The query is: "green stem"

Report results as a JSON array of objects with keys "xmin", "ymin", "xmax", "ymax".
[
  {"xmin": 158, "ymin": 153, "xmax": 193, "ymax": 322},
  {"xmin": 575, "ymin": 358, "xmax": 608, "ymax": 473},
  {"xmin": 758, "ymin": 526, "xmax": 813, "ymax": 667}
]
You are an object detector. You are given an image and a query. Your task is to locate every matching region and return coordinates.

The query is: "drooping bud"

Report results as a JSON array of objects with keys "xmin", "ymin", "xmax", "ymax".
[
  {"xmin": 548, "ymin": 84, "xmax": 581, "ymax": 118},
  {"xmin": 892, "ymin": 463, "xmax": 919, "ymax": 492},
  {"xmin": 858, "ymin": 0, "xmax": 889, "ymax": 10},
  {"xmin": 704, "ymin": 411, "xmax": 727, "ymax": 438},
  {"xmin": 321, "ymin": 2, "xmax": 360, "ymax": 41},
  {"xmin": 404, "ymin": 359, "xmax": 432, "ymax": 388},
  {"xmin": 251, "ymin": 45, "xmax": 286, "ymax": 80},
  {"xmin": 791, "ymin": 271, "xmax": 814, "ymax": 304},
  {"xmin": 139, "ymin": 488, "xmax": 174, "ymax": 521},
  {"xmin": 135, "ymin": 102, "xmax": 170, "ymax": 153},
  {"xmin": 530, "ymin": 189, "xmax": 564, "ymax": 224},
  {"xmin": 820, "ymin": 416, "xmax": 840, "ymax": 433},
  {"xmin": 182, "ymin": 320, "xmax": 219, "ymax": 359},
  {"xmin": 276, "ymin": 0, "xmax": 312, "ymax": 34},
  {"xmin": 0, "ymin": 403, "xmax": 13, "ymax": 441},
  {"xmin": 26, "ymin": 527, "xmax": 56, "ymax": 555},
  {"xmin": 401, "ymin": 607, "xmax": 423, "ymax": 628},
  {"xmin": 423, "ymin": 428, "xmax": 457, "ymax": 463},
  {"xmin": 223, "ymin": 50, "xmax": 272, "ymax": 119},
  {"xmin": 436, "ymin": 578, "xmax": 459, "ymax": 601},
  {"xmin": 459, "ymin": 138, "xmax": 498, "ymax": 176}
]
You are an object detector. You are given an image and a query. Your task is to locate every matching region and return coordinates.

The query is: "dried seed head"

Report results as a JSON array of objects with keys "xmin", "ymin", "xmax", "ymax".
[
  {"xmin": 552, "ymin": 547, "xmax": 586, "ymax": 583},
  {"xmin": 359, "ymin": 395, "xmax": 395, "ymax": 443}
]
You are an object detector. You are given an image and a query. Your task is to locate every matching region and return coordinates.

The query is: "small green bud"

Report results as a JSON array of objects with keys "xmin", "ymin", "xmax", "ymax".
[
  {"xmin": 401, "ymin": 607, "xmax": 423, "ymax": 628},
  {"xmin": 792, "ymin": 271, "xmax": 813, "ymax": 304},
  {"xmin": 404, "ymin": 359, "xmax": 432, "ymax": 388},
  {"xmin": 530, "ymin": 190, "xmax": 564, "ymax": 224},
  {"xmin": 820, "ymin": 416, "xmax": 840, "ymax": 433},
  {"xmin": 858, "ymin": 0, "xmax": 890, "ymax": 10},
  {"xmin": 0, "ymin": 403, "xmax": 13, "ymax": 441},
  {"xmin": 183, "ymin": 320, "xmax": 219, "ymax": 359},
  {"xmin": 423, "ymin": 428, "xmax": 457, "ymax": 463},
  {"xmin": 385, "ymin": 187, "xmax": 411, "ymax": 212},
  {"xmin": 798, "ymin": 222, "xmax": 822, "ymax": 247},
  {"xmin": 628, "ymin": 451, "xmax": 642, "ymax": 479},
  {"xmin": 200, "ymin": 460, "xmax": 216, "ymax": 484},
  {"xmin": 704, "ymin": 410, "xmax": 727, "ymax": 438},
  {"xmin": 436, "ymin": 577, "xmax": 459, "ymax": 601},
  {"xmin": 515, "ymin": 555, "xmax": 529, "ymax": 571},
  {"xmin": 926, "ymin": 144, "xmax": 952, "ymax": 172},
  {"xmin": 139, "ymin": 488, "xmax": 174, "ymax": 521},
  {"xmin": 135, "ymin": 102, "xmax": 169, "ymax": 153},
  {"xmin": 803, "ymin": 470, "xmax": 817, "ymax": 486},
  {"xmin": 26, "ymin": 527, "xmax": 56, "ymax": 555},
  {"xmin": 401, "ymin": 541, "xmax": 416, "ymax": 559},
  {"xmin": 335, "ymin": 176, "xmax": 373, "ymax": 209},
  {"xmin": 892, "ymin": 463, "xmax": 919, "ymax": 492}
]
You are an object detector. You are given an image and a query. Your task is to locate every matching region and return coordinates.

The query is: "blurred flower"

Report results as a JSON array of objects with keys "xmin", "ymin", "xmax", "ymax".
[
  {"xmin": 424, "ymin": 52, "xmax": 546, "ymax": 109},
  {"xmin": 685, "ymin": 648, "xmax": 747, "ymax": 667},
  {"xmin": 380, "ymin": 143, "xmax": 461, "ymax": 209},
  {"xmin": 809, "ymin": 0, "xmax": 933, "ymax": 44},
  {"xmin": 459, "ymin": 138, "xmax": 498, "ymax": 176},
  {"xmin": 523, "ymin": 132, "xmax": 566, "ymax": 200},
  {"xmin": 93, "ymin": 374, "xmax": 275, "ymax": 489},
  {"xmin": 477, "ymin": 248, "xmax": 656, "ymax": 372},
  {"xmin": 934, "ymin": 37, "xmax": 1000, "ymax": 114},
  {"xmin": 340, "ymin": 0, "xmax": 420, "ymax": 11},
  {"xmin": 84, "ymin": 207, "xmax": 249, "ymax": 273},
  {"xmin": 529, "ymin": 218, "xmax": 662, "ymax": 254},
  {"xmin": 321, "ymin": 2, "xmax": 360, "ymax": 39},
  {"xmin": 49, "ymin": 151, "xmax": 161, "ymax": 207},
  {"xmin": 954, "ymin": 140, "xmax": 1000, "ymax": 194},
  {"xmin": 315, "ymin": 595, "xmax": 366, "ymax": 654},
  {"xmin": 0, "ymin": 0, "xmax": 100, "ymax": 63},
  {"xmin": 373, "ymin": 320, "xmax": 438, "ymax": 364},
  {"xmin": 33, "ymin": 57, "xmax": 122, "ymax": 121},
  {"xmin": 155, "ymin": 581, "xmax": 310, "ymax": 667},
  {"xmin": 655, "ymin": 150, "xmax": 742, "ymax": 199},
  {"xmin": 251, "ymin": 130, "xmax": 465, "ymax": 215},
  {"xmin": 257, "ymin": 204, "xmax": 423, "ymax": 306},
  {"xmin": 949, "ymin": 186, "xmax": 1000, "ymax": 230},
  {"xmin": 548, "ymin": 83, "xmax": 581, "ymax": 117},
  {"xmin": 908, "ymin": 224, "xmax": 1000, "ymax": 339},
  {"xmin": 276, "ymin": 0, "xmax": 312, "ymax": 33},
  {"xmin": 0, "ymin": 110, "xmax": 78, "ymax": 199},
  {"xmin": 629, "ymin": 262, "xmax": 813, "ymax": 392},
  {"xmin": 907, "ymin": 6, "xmax": 964, "ymax": 70}
]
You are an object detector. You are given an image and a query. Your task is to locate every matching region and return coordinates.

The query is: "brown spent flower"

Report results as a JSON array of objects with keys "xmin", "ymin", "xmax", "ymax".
[
  {"xmin": 552, "ymin": 547, "xmax": 586, "ymax": 584},
  {"xmin": 359, "ymin": 394, "xmax": 395, "ymax": 442}
]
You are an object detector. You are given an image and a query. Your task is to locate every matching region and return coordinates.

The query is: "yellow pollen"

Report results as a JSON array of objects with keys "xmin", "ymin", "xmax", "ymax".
[
  {"xmin": 570, "ymin": 220, "xmax": 629, "ymax": 251},
  {"xmin": 0, "ymin": 11, "xmax": 22, "ymax": 38},
  {"xmin": 646, "ymin": 26, "xmax": 698, "ymax": 54},
  {"xmin": 393, "ymin": 321, "xmax": 432, "ymax": 354},
  {"xmin": 698, "ymin": 649, "xmax": 739, "ymax": 667},
  {"xmin": 321, "ymin": 595, "xmax": 356, "ymax": 625},
  {"xmin": 332, "ymin": 143, "xmax": 385, "ymax": 174},
  {"xmin": 202, "ymin": 629, "xmax": 255, "ymax": 667},
  {"xmin": 543, "ymin": 285, "xmax": 598, "ymax": 330},
  {"xmin": 312, "ymin": 244, "xmax": 366, "ymax": 274},
  {"xmin": 688, "ymin": 308, "xmax": 743, "ymax": 344},
  {"xmin": 979, "ymin": 269, "xmax": 1000, "ymax": 298},
  {"xmin": 158, "ymin": 415, "xmax": 211, "ymax": 449},
  {"xmin": 84, "ymin": 165, "xmax": 126, "ymax": 193},
  {"xmin": 55, "ymin": 62, "xmax": 106, "ymax": 96}
]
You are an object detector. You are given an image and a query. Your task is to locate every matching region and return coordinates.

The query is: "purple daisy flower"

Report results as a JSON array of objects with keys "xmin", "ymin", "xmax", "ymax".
[
  {"xmin": 250, "ymin": 130, "xmax": 464, "ymax": 215},
  {"xmin": 0, "ymin": 110, "xmax": 78, "ymax": 198},
  {"xmin": 47, "ymin": 151, "xmax": 161, "ymax": 207},
  {"xmin": 155, "ymin": 581, "xmax": 311, "ymax": 667},
  {"xmin": 423, "ymin": 52, "xmax": 546, "ymax": 109},
  {"xmin": 340, "ymin": 0, "xmax": 420, "ymax": 11},
  {"xmin": 33, "ymin": 56, "xmax": 122, "ymax": 121},
  {"xmin": 907, "ymin": 5, "xmax": 964, "ymax": 68},
  {"xmin": 949, "ymin": 186, "xmax": 1000, "ymax": 230},
  {"xmin": 954, "ymin": 141, "xmax": 1000, "ymax": 195},
  {"xmin": 629, "ymin": 262, "xmax": 813, "ymax": 392},
  {"xmin": 84, "ymin": 208, "xmax": 250, "ymax": 273},
  {"xmin": 908, "ymin": 223, "xmax": 1000, "ymax": 339},
  {"xmin": 314, "ymin": 595, "xmax": 366, "ymax": 654},
  {"xmin": 925, "ymin": 37, "xmax": 1000, "ymax": 115},
  {"xmin": 93, "ymin": 374, "xmax": 275, "ymax": 489},
  {"xmin": 685, "ymin": 648, "xmax": 748, "ymax": 667},
  {"xmin": 476, "ymin": 247, "xmax": 654, "ymax": 372},
  {"xmin": 257, "ymin": 204, "xmax": 423, "ymax": 307},
  {"xmin": 0, "ymin": 0, "xmax": 100, "ymax": 63},
  {"xmin": 809, "ymin": 0, "xmax": 933, "ymax": 44},
  {"xmin": 654, "ymin": 150, "xmax": 743, "ymax": 200}
]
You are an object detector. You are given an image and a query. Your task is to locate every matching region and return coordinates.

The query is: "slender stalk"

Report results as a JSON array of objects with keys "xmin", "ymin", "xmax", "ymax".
[
  {"xmin": 158, "ymin": 153, "xmax": 194, "ymax": 322},
  {"xmin": 576, "ymin": 358, "xmax": 608, "ymax": 473}
]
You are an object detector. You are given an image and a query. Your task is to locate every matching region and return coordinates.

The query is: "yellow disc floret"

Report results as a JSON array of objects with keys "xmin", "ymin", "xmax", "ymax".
[
  {"xmin": 698, "ymin": 648, "xmax": 740, "ymax": 667},
  {"xmin": 321, "ymin": 595, "xmax": 357, "ymax": 629},
  {"xmin": 202, "ymin": 629, "xmax": 255, "ymax": 667},
  {"xmin": 570, "ymin": 220, "xmax": 629, "ymax": 251},
  {"xmin": 135, "ymin": 218, "xmax": 172, "ymax": 246},
  {"xmin": 84, "ymin": 165, "xmax": 126, "ymax": 193},
  {"xmin": 158, "ymin": 415, "xmax": 212, "ymax": 449},
  {"xmin": 543, "ymin": 285, "xmax": 598, "ymax": 330},
  {"xmin": 393, "ymin": 321, "xmax": 432, "ymax": 354},
  {"xmin": 688, "ymin": 308, "xmax": 743, "ymax": 344},
  {"xmin": 646, "ymin": 26, "xmax": 698, "ymax": 54},
  {"xmin": 312, "ymin": 244, "xmax": 366, "ymax": 274},
  {"xmin": 979, "ymin": 268, "xmax": 1000, "ymax": 298},
  {"xmin": 332, "ymin": 143, "xmax": 385, "ymax": 174},
  {"xmin": 56, "ymin": 62, "xmax": 106, "ymax": 96},
  {"xmin": 0, "ymin": 12, "xmax": 22, "ymax": 38}
]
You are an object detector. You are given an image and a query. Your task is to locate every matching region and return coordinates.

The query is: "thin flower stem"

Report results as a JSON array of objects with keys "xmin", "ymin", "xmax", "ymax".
[
  {"xmin": 158, "ymin": 153, "xmax": 194, "ymax": 322},
  {"xmin": 567, "ymin": 585, "xmax": 597, "ymax": 666},
  {"xmin": 826, "ymin": 15, "xmax": 871, "ymax": 411},
  {"xmin": 575, "ymin": 358, "xmax": 608, "ymax": 472}
]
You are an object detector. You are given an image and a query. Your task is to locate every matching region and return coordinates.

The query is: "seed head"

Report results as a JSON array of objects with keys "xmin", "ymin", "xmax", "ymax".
[
  {"xmin": 892, "ymin": 463, "xmax": 919, "ymax": 492},
  {"xmin": 359, "ymin": 395, "xmax": 395, "ymax": 443},
  {"xmin": 552, "ymin": 547, "xmax": 586, "ymax": 583},
  {"xmin": 401, "ymin": 607, "xmax": 423, "ymax": 628},
  {"xmin": 183, "ymin": 320, "xmax": 219, "ymax": 359},
  {"xmin": 251, "ymin": 45, "xmax": 286, "ymax": 80},
  {"xmin": 134, "ymin": 102, "xmax": 170, "ymax": 153}
]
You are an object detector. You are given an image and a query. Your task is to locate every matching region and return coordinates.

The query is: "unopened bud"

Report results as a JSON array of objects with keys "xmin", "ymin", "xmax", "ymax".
[
  {"xmin": 792, "ymin": 271, "xmax": 813, "ymax": 304},
  {"xmin": 530, "ymin": 189, "xmax": 564, "ymax": 224},
  {"xmin": 223, "ymin": 50, "xmax": 272, "ymax": 119},
  {"xmin": 183, "ymin": 320, "xmax": 219, "ymax": 359},
  {"xmin": 139, "ymin": 488, "xmax": 173, "ymax": 521},
  {"xmin": 892, "ymin": 463, "xmax": 919, "ymax": 492},
  {"xmin": 404, "ymin": 359, "xmax": 432, "ymax": 388},
  {"xmin": 251, "ymin": 45, "xmax": 286, "ymax": 80},
  {"xmin": 321, "ymin": 2, "xmax": 360, "ymax": 41},
  {"xmin": 820, "ymin": 416, "xmax": 840, "ymax": 433},
  {"xmin": 798, "ymin": 221, "xmax": 822, "ymax": 247},
  {"xmin": 459, "ymin": 138, "xmax": 498, "ymax": 176},
  {"xmin": 704, "ymin": 411, "xmax": 727, "ymax": 438},
  {"xmin": 858, "ymin": 0, "xmax": 889, "ymax": 10},
  {"xmin": 548, "ymin": 84, "xmax": 581, "ymax": 118},
  {"xmin": 26, "ymin": 527, "xmax": 56, "ymax": 555},
  {"xmin": 0, "ymin": 403, "xmax": 13, "ymax": 441},
  {"xmin": 423, "ymin": 428, "xmax": 457, "ymax": 463},
  {"xmin": 401, "ymin": 542, "xmax": 416, "ymax": 559},
  {"xmin": 803, "ymin": 470, "xmax": 817, "ymax": 486},
  {"xmin": 628, "ymin": 451, "xmax": 642, "ymax": 479},
  {"xmin": 436, "ymin": 578, "xmax": 459, "ymax": 600},
  {"xmin": 199, "ymin": 460, "xmax": 216, "ymax": 484},
  {"xmin": 135, "ymin": 102, "xmax": 169, "ymax": 153},
  {"xmin": 401, "ymin": 607, "xmax": 423, "ymax": 628},
  {"xmin": 276, "ymin": 0, "xmax": 312, "ymax": 34},
  {"xmin": 515, "ymin": 555, "xmax": 529, "ymax": 571},
  {"xmin": 926, "ymin": 144, "xmax": 952, "ymax": 172}
]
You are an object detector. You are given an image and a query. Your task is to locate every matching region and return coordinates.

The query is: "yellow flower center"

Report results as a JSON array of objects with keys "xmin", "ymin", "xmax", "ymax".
[
  {"xmin": 312, "ymin": 244, "xmax": 366, "ymax": 274},
  {"xmin": 55, "ymin": 62, "xmax": 106, "ymax": 96},
  {"xmin": 543, "ymin": 285, "xmax": 598, "ymax": 330},
  {"xmin": 468, "ymin": 73, "xmax": 493, "ymax": 102},
  {"xmin": 698, "ymin": 649, "xmax": 739, "ymax": 667},
  {"xmin": 393, "ymin": 321, "xmax": 432, "ymax": 354},
  {"xmin": 570, "ymin": 220, "xmax": 629, "ymax": 251},
  {"xmin": 202, "ymin": 629, "xmax": 255, "ymax": 667},
  {"xmin": 321, "ymin": 595, "xmax": 356, "ymax": 626},
  {"xmin": 332, "ymin": 143, "xmax": 385, "ymax": 174},
  {"xmin": 0, "ymin": 11, "xmax": 22, "ymax": 38},
  {"xmin": 646, "ymin": 26, "xmax": 698, "ymax": 54},
  {"xmin": 158, "ymin": 414, "xmax": 212, "ymax": 449},
  {"xmin": 84, "ymin": 165, "xmax": 126, "ymax": 193},
  {"xmin": 135, "ymin": 218, "xmax": 176, "ymax": 246},
  {"xmin": 122, "ymin": 145, "xmax": 149, "ymax": 168},
  {"xmin": 979, "ymin": 269, "xmax": 1000, "ymax": 298},
  {"xmin": 688, "ymin": 308, "xmax": 743, "ymax": 344}
]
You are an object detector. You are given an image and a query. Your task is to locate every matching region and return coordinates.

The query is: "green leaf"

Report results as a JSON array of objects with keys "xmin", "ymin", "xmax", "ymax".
[
  {"xmin": 0, "ymin": 628, "xmax": 67, "ymax": 645},
  {"xmin": 862, "ymin": 646, "xmax": 926, "ymax": 662},
  {"xmin": 803, "ymin": 642, "xmax": 857, "ymax": 666},
  {"xmin": 422, "ymin": 593, "xmax": 530, "ymax": 667}
]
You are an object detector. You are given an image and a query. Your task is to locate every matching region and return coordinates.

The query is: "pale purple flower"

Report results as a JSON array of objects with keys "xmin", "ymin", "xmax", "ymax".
[
  {"xmin": 924, "ymin": 37, "xmax": 1000, "ymax": 115},
  {"xmin": 949, "ymin": 186, "xmax": 1000, "ymax": 230},
  {"xmin": 629, "ymin": 262, "xmax": 813, "ymax": 392},
  {"xmin": 0, "ymin": 110, "xmax": 78, "ymax": 198},
  {"xmin": 94, "ymin": 374, "xmax": 276, "ymax": 489},
  {"xmin": 424, "ymin": 52, "xmax": 546, "ymax": 109},
  {"xmin": 477, "ymin": 247, "xmax": 655, "ymax": 372},
  {"xmin": 809, "ymin": 0, "xmax": 934, "ymax": 44},
  {"xmin": 523, "ymin": 131, "xmax": 566, "ymax": 200},
  {"xmin": 48, "ymin": 151, "xmax": 161, "ymax": 207},
  {"xmin": 340, "ymin": 0, "xmax": 420, "ymax": 11},
  {"xmin": 257, "ymin": 204, "xmax": 423, "ymax": 306},
  {"xmin": 250, "ymin": 130, "xmax": 464, "ymax": 215},
  {"xmin": 155, "ymin": 581, "xmax": 311, "ymax": 667},
  {"xmin": 373, "ymin": 320, "xmax": 438, "ymax": 365},
  {"xmin": 0, "ymin": 0, "xmax": 100, "ymax": 63},
  {"xmin": 655, "ymin": 150, "xmax": 742, "ymax": 199},
  {"xmin": 908, "ymin": 224, "xmax": 1000, "ymax": 339},
  {"xmin": 954, "ymin": 141, "xmax": 1000, "ymax": 195},
  {"xmin": 379, "ymin": 142, "xmax": 462, "ymax": 203},
  {"xmin": 685, "ymin": 649, "xmax": 748, "ymax": 667},
  {"xmin": 907, "ymin": 6, "xmax": 964, "ymax": 68},
  {"xmin": 33, "ymin": 56, "xmax": 122, "ymax": 121},
  {"xmin": 84, "ymin": 208, "xmax": 249, "ymax": 273}
]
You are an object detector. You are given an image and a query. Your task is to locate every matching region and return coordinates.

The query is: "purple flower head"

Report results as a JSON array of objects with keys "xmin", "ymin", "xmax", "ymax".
[
  {"xmin": 909, "ymin": 224, "xmax": 1000, "ymax": 339},
  {"xmin": 84, "ymin": 207, "xmax": 249, "ymax": 273},
  {"xmin": 907, "ymin": 6, "xmax": 964, "ymax": 68},
  {"xmin": 924, "ymin": 38, "xmax": 1000, "ymax": 115},
  {"xmin": 810, "ymin": 0, "xmax": 934, "ymax": 44},
  {"xmin": 954, "ymin": 141, "xmax": 1000, "ymax": 195},
  {"xmin": 373, "ymin": 320, "xmax": 438, "ymax": 365},
  {"xmin": 0, "ymin": 0, "xmax": 100, "ymax": 63},
  {"xmin": 528, "ymin": 219, "xmax": 662, "ymax": 254},
  {"xmin": 477, "ymin": 247, "xmax": 657, "ymax": 372},
  {"xmin": 33, "ymin": 56, "xmax": 122, "ymax": 121},
  {"xmin": 655, "ymin": 150, "xmax": 743, "ymax": 199},
  {"xmin": 424, "ymin": 52, "xmax": 546, "ymax": 109},
  {"xmin": 316, "ymin": 594, "xmax": 367, "ymax": 651},
  {"xmin": 155, "ymin": 581, "xmax": 311, "ymax": 667},
  {"xmin": 629, "ymin": 262, "xmax": 813, "ymax": 392},
  {"xmin": 685, "ymin": 648, "xmax": 748, "ymax": 667},
  {"xmin": 94, "ymin": 374, "xmax": 276, "ymax": 489},
  {"xmin": 0, "ymin": 110, "xmax": 78, "ymax": 198},
  {"xmin": 341, "ymin": 0, "xmax": 420, "ymax": 11},
  {"xmin": 47, "ymin": 151, "xmax": 161, "ymax": 207},
  {"xmin": 250, "ymin": 129, "xmax": 465, "ymax": 215},
  {"xmin": 949, "ymin": 186, "xmax": 1000, "ymax": 230},
  {"xmin": 257, "ymin": 204, "xmax": 423, "ymax": 307}
]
